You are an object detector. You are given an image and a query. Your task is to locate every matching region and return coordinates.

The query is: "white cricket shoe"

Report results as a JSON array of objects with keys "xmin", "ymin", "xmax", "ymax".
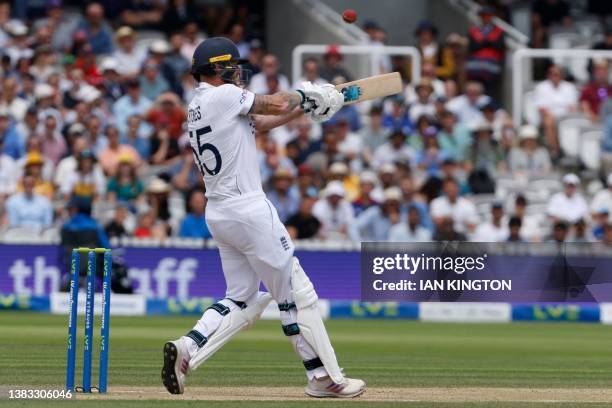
[
  {"xmin": 305, "ymin": 375, "xmax": 366, "ymax": 398},
  {"xmin": 161, "ymin": 339, "xmax": 190, "ymax": 394}
]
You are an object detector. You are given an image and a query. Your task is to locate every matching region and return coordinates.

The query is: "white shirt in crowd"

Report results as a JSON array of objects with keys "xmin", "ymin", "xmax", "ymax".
[
  {"xmin": 446, "ymin": 94, "xmax": 490, "ymax": 129},
  {"xmin": 533, "ymin": 79, "xmax": 578, "ymax": 118},
  {"xmin": 0, "ymin": 154, "xmax": 18, "ymax": 195},
  {"xmin": 248, "ymin": 73, "xmax": 290, "ymax": 95},
  {"xmin": 312, "ymin": 198, "xmax": 355, "ymax": 239},
  {"xmin": 112, "ymin": 48, "xmax": 147, "ymax": 77},
  {"xmin": 546, "ymin": 192, "xmax": 588, "ymax": 223},
  {"xmin": 337, "ymin": 132, "xmax": 363, "ymax": 156},
  {"xmin": 430, "ymin": 195, "xmax": 479, "ymax": 234},
  {"xmin": 590, "ymin": 187, "xmax": 612, "ymax": 214},
  {"xmin": 372, "ymin": 143, "xmax": 416, "ymax": 170},
  {"xmin": 388, "ymin": 223, "xmax": 432, "ymax": 242},
  {"xmin": 472, "ymin": 221, "xmax": 509, "ymax": 242}
]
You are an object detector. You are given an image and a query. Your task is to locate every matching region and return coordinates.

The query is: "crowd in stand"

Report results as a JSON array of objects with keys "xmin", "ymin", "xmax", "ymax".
[{"xmin": 0, "ymin": 0, "xmax": 611, "ymax": 247}]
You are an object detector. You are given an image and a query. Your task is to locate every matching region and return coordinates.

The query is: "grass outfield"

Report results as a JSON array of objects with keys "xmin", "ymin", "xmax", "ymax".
[{"xmin": 1, "ymin": 311, "xmax": 612, "ymax": 407}]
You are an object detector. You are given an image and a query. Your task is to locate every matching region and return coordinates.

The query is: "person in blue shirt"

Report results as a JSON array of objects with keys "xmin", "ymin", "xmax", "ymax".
[
  {"xmin": 0, "ymin": 110, "xmax": 25, "ymax": 159},
  {"xmin": 112, "ymin": 79, "xmax": 153, "ymax": 134},
  {"xmin": 75, "ymin": 3, "xmax": 113, "ymax": 55},
  {"xmin": 61, "ymin": 197, "xmax": 110, "ymax": 249},
  {"xmin": 382, "ymin": 95, "xmax": 413, "ymax": 135},
  {"xmin": 349, "ymin": 187, "xmax": 403, "ymax": 241},
  {"xmin": 179, "ymin": 191, "xmax": 212, "ymax": 239},
  {"xmin": 266, "ymin": 168, "xmax": 301, "ymax": 223},
  {"xmin": 6, "ymin": 173, "xmax": 53, "ymax": 229}
]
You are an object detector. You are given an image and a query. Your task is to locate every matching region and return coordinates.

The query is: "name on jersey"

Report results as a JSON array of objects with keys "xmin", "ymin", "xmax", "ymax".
[{"xmin": 188, "ymin": 106, "xmax": 202, "ymax": 123}]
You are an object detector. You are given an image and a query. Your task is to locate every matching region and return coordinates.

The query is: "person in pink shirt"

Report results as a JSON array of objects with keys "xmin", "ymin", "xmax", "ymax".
[{"xmin": 98, "ymin": 124, "xmax": 141, "ymax": 176}]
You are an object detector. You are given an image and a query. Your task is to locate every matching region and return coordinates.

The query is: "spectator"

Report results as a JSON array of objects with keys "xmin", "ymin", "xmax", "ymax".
[
  {"xmin": 534, "ymin": 64, "xmax": 578, "ymax": 156},
  {"xmin": 512, "ymin": 194, "xmax": 541, "ymax": 242},
  {"xmin": 60, "ymin": 149, "xmax": 105, "ymax": 202},
  {"xmin": 61, "ymin": 197, "xmax": 110, "ymax": 253},
  {"xmin": 75, "ymin": 3, "xmax": 113, "ymax": 55},
  {"xmin": 0, "ymin": 108, "xmax": 25, "ymax": 159},
  {"xmin": 414, "ymin": 20, "xmax": 455, "ymax": 80},
  {"xmin": 603, "ymin": 99, "xmax": 612, "ymax": 175},
  {"xmin": 166, "ymin": 33, "xmax": 190, "ymax": 93},
  {"xmin": 416, "ymin": 131, "xmax": 447, "ymax": 176},
  {"xmin": 334, "ymin": 119, "xmax": 362, "ymax": 166},
  {"xmin": 328, "ymin": 161, "xmax": 359, "ymax": 202},
  {"xmin": 479, "ymin": 100, "xmax": 512, "ymax": 144},
  {"xmin": 361, "ymin": 105, "xmax": 390, "ymax": 164},
  {"xmin": 248, "ymin": 54, "xmax": 290, "ymax": 94},
  {"xmin": 285, "ymin": 196, "xmax": 321, "ymax": 240},
  {"xmin": 437, "ymin": 110, "xmax": 472, "ymax": 164},
  {"xmin": 161, "ymin": 0, "xmax": 197, "ymax": 35},
  {"xmin": 382, "ymin": 95, "xmax": 413, "ymax": 135},
  {"xmin": 0, "ymin": 134, "xmax": 18, "ymax": 200},
  {"xmin": 39, "ymin": 114, "xmax": 67, "ymax": 166},
  {"xmin": 352, "ymin": 170, "xmax": 378, "ymax": 216},
  {"xmin": 601, "ymin": 223, "xmax": 612, "ymax": 246},
  {"xmin": 472, "ymin": 202, "xmax": 508, "ymax": 242},
  {"xmin": 590, "ymin": 174, "xmax": 612, "ymax": 216},
  {"xmin": 290, "ymin": 116, "xmax": 320, "ymax": 165},
  {"xmin": 592, "ymin": 208, "xmax": 609, "ymax": 241},
  {"xmin": 349, "ymin": 187, "xmax": 402, "ymax": 241},
  {"xmin": 408, "ymin": 115, "xmax": 436, "ymax": 151},
  {"xmin": 106, "ymin": 155, "xmax": 143, "ymax": 203},
  {"xmin": 409, "ymin": 79, "xmax": 436, "ymax": 123},
  {"xmin": 446, "ymin": 81, "xmax": 490, "ymax": 129},
  {"xmin": 179, "ymin": 191, "xmax": 212, "ymax": 239},
  {"xmin": 179, "ymin": 22, "xmax": 205, "ymax": 62},
  {"xmin": 121, "ymin": 115, "xmax": 151, "ymax": 160},
  {"xmin": 388, "ymin": 205, "xmax": 432, "ymax": 242},
  {"xmin": 134, "ymin": 210, "xmax": 167, "ymax": 240},
  {"xmin": 430, "ymin": 177, "xmax": 478, "ymax": 234},
  {"xmin": 507, "ymin": 125, "xmax": 552, "ymax": 177},
  {"xmin": 55, "ymin": 133, "xmax": 87, "ymax": 186},
  {"xmin": 17, "ymin": 152, "xmax": 54, "ymax": 200},
  {"xmin": 320, "ymin": 45, "xmax": 352, "ymax": 83},
  {"xmin": 571, "ymin": 219, "xmax": 590, "ymax": 243},
  {"xmin": 580, "ymin": 59, "xmax": 612, "ymax": 122},
  {"xmin": 5, "ymin": 173, "xmax": 53, "ymax": 229},
  {"xmin": 293, "ymin": 57, "xmax": 326, "ymax": 89},
  {"xmin": 398, "ymin": 177, "xmax": 432, "ymax": 230},
  {"xmin": 468, "ymin": 121, "xmax": 503, "ymax": 193},
  {"xmin": 139, "ymin": 60, "xmax": 170, "ymax": 101},
  {"xmin": 0, "ymin": 77, "xmax": 28, "ymax": 122},
  {"xmin": 146, "ymin": 92, "xmax": 186, "ymax": 140},
  {"xmin": 112, "ymin": 79, "xmax": 152, "ymax": 134},
  {"xmin": 267, "ymin": 168, "xmax": 300, "ymax": 223},
  {"xmin": 465, "ymin": 6, "xmax": 504, "ymax": 97},
  {"xmin": 99, "ymin": 125, "xmax": 141, "ymax": 176},
  {"xmin": 312, "ymin": 181, "xmax": 355, "ymax": 240},
  {"xmin": 99, "ymin": 58, "xmax": 123, "ymax": 102},
  {"xmin": 432, "ymin": 216, "xmax": 467, "ymax": 241},
  {"xmin": 507, "ymin": 216, "xmax": 525, "ymax": 242},
  {"xmin": 372, "ymin": 130, "xmax": 416, "ymax": 170},
  {"xmin": 149, "ymin": 39, "xmax": 181, "ymax": 95},
  {"xmin": 259, "ymin": 138, "xmax": 296, "ymax": 186},
  {"xmin": 546, "ymin": 173, "xmax": 588, "ymax": 223},
  {"xmin": 112, "ymin": 26, "xmax": 145, "ymax": 79},
  {"xmin": 549, "ymin": 220, "xmax": 569, "ymax": 244},
  {"xmin": 105, "ymin": 202, "xmax": 134, "ymax": 239}
]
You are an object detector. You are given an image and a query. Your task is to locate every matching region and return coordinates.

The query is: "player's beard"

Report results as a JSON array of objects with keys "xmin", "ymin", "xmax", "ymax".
[{"xmin": 215, "ymin": 63, "xmax": 251, "ymax": 87}]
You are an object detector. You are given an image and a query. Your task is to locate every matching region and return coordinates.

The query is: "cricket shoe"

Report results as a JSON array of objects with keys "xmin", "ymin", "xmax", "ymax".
[
  {"xmin": 305, "ymin": 375, "xmax": 366, "ymax": 398},
  {"xmin": 161, "ymin": 339, "xmax": 190, "ymax": 394}
]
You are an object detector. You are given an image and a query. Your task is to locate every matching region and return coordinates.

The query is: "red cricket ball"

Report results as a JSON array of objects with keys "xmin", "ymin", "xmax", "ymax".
[{"xmin": 342, "ymin": 9, "xmax": 357, "ymax": 24}]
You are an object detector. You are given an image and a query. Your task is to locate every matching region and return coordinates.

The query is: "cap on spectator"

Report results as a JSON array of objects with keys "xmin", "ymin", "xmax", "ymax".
[
  {"xmin": 596, "ymin": 207, "xmax": 610, "ymax": 215},
  {"xmin": 68, "ymin": 122, "xmax": 86, "ymax": 135},
  {"xmin": 273, "ymin": 167, "xmax": 293, "ymax": 179},
  {"xmin": 414, "ymin": 20, "xmax": 437, "ymax": 36},
  {"xmin": 383, "ymin": 187, "xmax": 402, "ymax": 202},
  {"xmin": 100, "ymin": 57, "xmax": 119, "ymax": 73},
  {"xmin": 607, "ymin": 173, "xmax": 612, "ymax": 187},
  {"xmin": 323, "ymin": 180, "xmax": 345, "ymax": 198},
  {"xmin": 415, "ymin": 78, "xmax": 434, "ymax": 92},
  {"xmin": 118, "ymin": 153, "xmax": 134, "ymax": 164},
  {"xmin": 25, "ymin": 152, "xmax": 44, "ymax": 167},
  {"xmin": 34, "ymin": 83, "xmax": 54, "ymax": 100},
  {"xmin": 79, "ymin": 149, "xmax": 96, "ymax": 161},
  {"xmin": 519, "ymin": 124, "xmax": 538, "ymax": 140},
  {"xmin": 359, "ymin": 170, "xmax": 377, "ymax": 184},
  {"xmin": 298, "ymin": 163, "xmax": 313, "ymax": 176},
  {"xmin": 126, "ymin": 78, "xmax": 140, "ymax": 88},
  {"xmin": 480, "ymin": 100, "xmax": 498, "ymax": 111},
  {"xmin": 472, "ymin": 120, "xmax": 492, "ymax": 133},
  {"xmin": 329, "ymin": 162, "xmax": 349, "ymax": 176},
  {"xmin": 491, "ymin": 201, "xmax": 504, "ymax": 210},
  {"xmin": 389, "ymin": 129, "xmax": 406, "ymax": 140},
  {"xmin": 363, "ymin": 20, "xmax": 381, "ymax": 30},
  {"xmin": 423, "ymin": 126, "xmax": 437, "ymax": 138},
  {"xmin": 148, "ymin": 177, "xmax": 170, "ymax": 194},
  {"xmin": 562, "ymin": 173, "xmax": 580, "ymax": 186},
  {"xmin": 324, "ymin": 45, "xmax": 342, "ymax": 60},
  {"xmin": 249, "ymin": 38, "xmax": 263, "ymax": 50},
  {"xmin": 379, "ymin": 163, "xmax": 397, "ymax": 174},
  {"xmin": 478, "ymin": 6, "xmax": 495, "ymax": 15},
  {"xmin": 6, "ymin": 21, "xmax": 28, "ymax": 37},
  {"xmin": 150, "ymin": 39, "xmax": 171, "ymax": 54},
  {"xmin": 435, "ymin": 95, "xmax": 448, "ymax": 103},
  {"xmin": 115, "ymin": 26, "xmax": 135, "ymax": 40}
]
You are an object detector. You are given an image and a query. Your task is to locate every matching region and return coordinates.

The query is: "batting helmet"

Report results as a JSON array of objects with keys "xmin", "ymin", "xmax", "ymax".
[{"xmin": 191, "ymin": 37, "xmax": 248, "ymax": 77}]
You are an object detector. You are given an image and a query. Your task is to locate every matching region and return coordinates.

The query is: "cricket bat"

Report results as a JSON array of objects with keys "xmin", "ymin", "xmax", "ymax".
[{"xmin": 336, "ymin": 72, "xmax": 403, "ymax": 105}]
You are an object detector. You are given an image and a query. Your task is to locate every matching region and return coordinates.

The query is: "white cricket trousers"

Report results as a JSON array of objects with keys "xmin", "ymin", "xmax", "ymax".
[{"xmin": 194, "ymin": 191, "xmax": 327, "ymax": 379}]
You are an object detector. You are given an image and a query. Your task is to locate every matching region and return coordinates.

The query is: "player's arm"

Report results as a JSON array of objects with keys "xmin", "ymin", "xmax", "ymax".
[
  {"xmin": 251, "ymin": 105, "xmax": 304, "ymax": 132},
  {"xmin": 248, "ymin": 91, "xmax": 303, "ymax": 116}
]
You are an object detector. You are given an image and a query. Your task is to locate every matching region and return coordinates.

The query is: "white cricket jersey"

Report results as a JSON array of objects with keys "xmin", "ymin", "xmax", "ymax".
[{"xmin": 187, "ymin": 82, "xmax": 261, "ymax": 201}]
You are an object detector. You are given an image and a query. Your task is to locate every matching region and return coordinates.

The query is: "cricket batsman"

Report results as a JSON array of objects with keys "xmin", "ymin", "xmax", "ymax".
[{"xmin": 161, "ymin": 37, "xmax": 365, "ymax": 398}]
